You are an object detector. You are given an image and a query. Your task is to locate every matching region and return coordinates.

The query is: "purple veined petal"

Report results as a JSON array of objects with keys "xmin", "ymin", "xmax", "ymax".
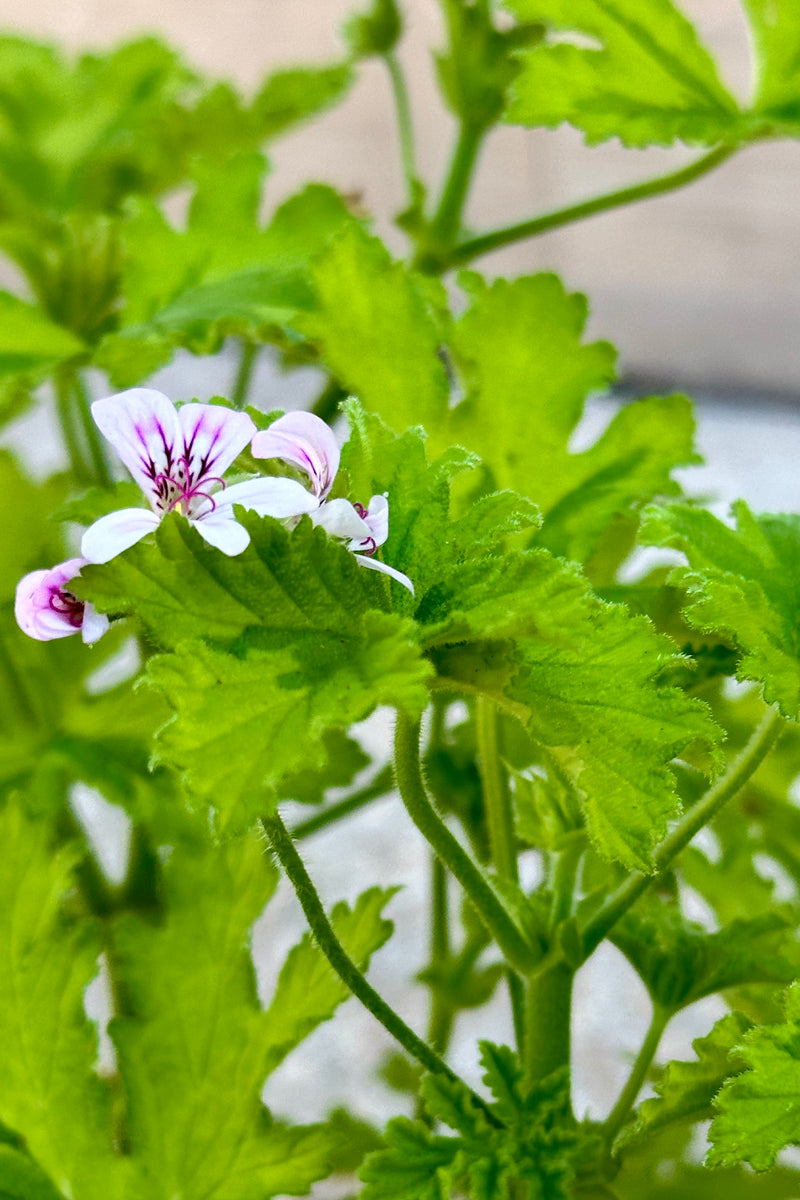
[
  {"xmin": 354, "ymin": 553, "xmax": 415, "ymax": 595},
  {"xmin": 81, "ymin": 602, "xmax": 110, "ymax": 645},
  {"xmin": 81, "ymin": 508, "xmax": 161, "ymax": 564},
  {"xmin": 15, "ymin": 558, "xmax": 89, "ymax": 640},
  {"xmin": 92, "ymin": 389, "xmax": 183, "ymax": 505},
  {"xmin": 219, "ymin": 477, "xmax": 320, "ymax": 519},
  {"xmin": 177, "ymin": 403, "xmax": 256, "ymax": 485},
  {"xmin": 312, "ymin": 498, "xmax": 371, "ymax": 541},
  {"xmin": 361, "ymin": 494, "xmax": 389, "ymax": 548},
  {"xmin": 251, "ymin": 411, "xmax": 340, "ymax": 500},
  {"xmin": 191, "ymin": 513, "xmax": 251, "ymax": 556}
]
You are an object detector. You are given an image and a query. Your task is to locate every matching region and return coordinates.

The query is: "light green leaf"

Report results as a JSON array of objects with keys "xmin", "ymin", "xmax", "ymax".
[
  {"xmin": 261, "ymin": 886, "xmax": 397, "ymax": 1076},
  {"xmin": 640, "ymin": 503, "xmax": 800, "ymax": 717},
  {"xmin": 627, "ymin": 1012, "xmax": 752, "ymax": 1143},
  {"xmin": 298, "ymin": 225, "xmax": 451, "ymax": 433},
  {"xmin": 504, "ymin": 0, "xmax": 744, "ymax": 146},
  {"xmin": 709, "ymin": 982, "xmax": 800, "ymax": 1171},
  {"xmin": 0, "ymin": 291, "xmax": 84, "ymax": 379},
  {"xmin": 742, "ymin": 0, "xmax": 800, "ymax": 134},
  {"xmin": 0, "ymin": 1146, "xmax": 67, "ymax": 1200},
  {"xmin": 112, "ymin": 834, "xmax": 336, "ymax": 1198},
  {"xmin": 96, "ymin": 159, "xmax": 357, "ymax": 385},
  {"xmin": 0, "ymin": 797, "xmax": 124, "ymax": 1200},
  {"xmin": 253, "ymin": 63, "xmax": 354, "ymax": 138}
]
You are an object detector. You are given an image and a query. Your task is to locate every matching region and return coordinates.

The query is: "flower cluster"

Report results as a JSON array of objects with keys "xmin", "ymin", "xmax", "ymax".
[{"xmin": 16, "ymin": 388, "xmax": 412, "ymax": 644}]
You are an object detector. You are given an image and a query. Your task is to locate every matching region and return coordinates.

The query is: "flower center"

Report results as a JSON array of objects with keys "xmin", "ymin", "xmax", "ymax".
[
  {"xmin": 153, "ymin": 455, "xmax": 225, "ymax": 518},
  {"xmin": 49, "ymin": 588, "xmax": 84, "ymax": 628}
]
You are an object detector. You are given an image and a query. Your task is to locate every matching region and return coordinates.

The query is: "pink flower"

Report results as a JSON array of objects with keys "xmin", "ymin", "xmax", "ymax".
[
  {"xmin": 15, "ymin": 558, "xmax": 109, "ymax": 644},
  {"xmin": 251, "ymin": 412, "xmax": 414, "ymax": 594},
  {"xmin": 81, "ymin": 389, "xmax": 318, "ymax": 563}
]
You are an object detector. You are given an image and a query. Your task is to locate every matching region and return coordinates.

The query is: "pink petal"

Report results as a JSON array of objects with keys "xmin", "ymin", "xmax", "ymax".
[
  {"xmin": 81, "ymin": 603, "xmax": 110, "ymax": 645},
  {"xmin": 361, "ymin": 494, "xmax": 389, "ymax": 548},
  {"xmin": 219, "ymin": 477, "xmax": 320, "ymax": 519},
  {"xmin": 191, "ymin": 513, "xmax": 251, "ymax": 556},
  {"xmin": 177, "ymin": 403, "xmax": 256, "ymax": 485},
  {"xmin": 92, "ymin": 389, "xmax": 182, "ymax": 506},
  {"xmin": 312, "ymin": 498, "xmax": 370, "ymax": 541},
  {"xmin": 81, "ymin": 508, "xmax": 161, "ymax": 564},
  {"xmin": 251, "ymin": 411, "xmax": 340, "ymax": 500},
  {"xmin": 354, "ymin": 553, "xmax": 415, "ymax": 595},
  {"xmin": 14, "ymin": 558, "xmax": 90, "ymax": 641}
]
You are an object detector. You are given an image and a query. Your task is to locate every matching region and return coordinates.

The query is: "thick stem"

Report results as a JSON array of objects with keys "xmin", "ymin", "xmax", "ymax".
[
  {"xmin": 73, "ymin": 373, "xmax": 112, "ymax": 488},
  {"xmin": 263, "ymin": 810, "xmax": 500, "ymax": 1124},
  {"xmin": 290, "ymin": 766, "xmax": 394, "ymax": 840},
  {"xmin": 602, "ymin": 1004, "xmax": 670, "ymax": 1146},
  {"xmin": 582, "ymin": 706, "xmax": 784, "ymax": 958},
  {"xmin": 231, "ymin": 341, "xmax": 258, "ymax": 410},
  {"xmin": 385, "ymin": 51, "xmax": 417, "ymax": 205},
  {"xmin": 394, "ymin": 712, "xmax": 538, "ymax": 975},
  {"xmin": 524, "ymin": 959, "xmax": 574, "ymax": 1088},
  {"xmin": 449, "ymin": 145, "xmax": 737, "ymax": 268},
  {"xmin": 430, "ymin": 122, "xmax": 485, "ymax": 248}
]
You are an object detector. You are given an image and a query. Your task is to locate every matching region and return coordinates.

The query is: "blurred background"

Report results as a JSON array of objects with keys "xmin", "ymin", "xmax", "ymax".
[{"xmin": 0, "ymin": 1, "xmax": 798, "ymax": 1195}]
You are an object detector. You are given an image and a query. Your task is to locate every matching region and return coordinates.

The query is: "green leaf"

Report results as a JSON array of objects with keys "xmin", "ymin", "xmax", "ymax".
[
  {"xmin": 298, "ymin": 225, "xmax": 451, "ymax": 433},
  {"xmin": 112, "ymin": 833, "xmax": 335, "ymax": 1198},
  {"xmin": 253, "ymin": 62, "xmax": 354, "ymax": 138},
  {"xmin": 261, "ymin": 886, "xmax": 397, "ymax": 1076},
  {"xmin": 96, "ymin": 159, "xmax": 357, "ymax": 386},
  {"xmin": 640, "ymin": 503, "xmax": 800, "ymax": 717},
  {"xmin": 280, "ymin": 728, "xmax": 370, "ymax": 805},
  {"xmin": 0, "ymin": 797, "xmax": 123, "ymax": 1200},
  {"xmin": 627, "ymin": 1012, "xmax": 752, "ymax": 1143},
  {"xmin": 741, "ymin": 0, "xmax": 800, "ymax": 134},
  {"xmin": 0, "ymin": 291, "xmax": 84, "ymax": 380},
  {"xmin": 0, "ymin": 1146, "xmax": 67, "ymax": 1200},
  {"xmin": 345, "ymin": 0, "xmax": 402, "ymax": 57},
  {"xmin": 51, "ymin": 480, "xmax": 143, "ymax": 525},
  {"xmin": 504, "ymin": 0, "xmax": 744, "ymax": 146},
  {"xmin": 361, "ymin": 1057, "xmax": 582, "ymax": 1199},
  {"xmin": 709, "ymin": 982, "xmax": 800, "ymax": 1171}
]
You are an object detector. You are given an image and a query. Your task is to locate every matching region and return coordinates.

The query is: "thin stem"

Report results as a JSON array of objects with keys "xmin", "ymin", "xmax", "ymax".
[
  {"xmin": 73, "ymin": 373, "xmax": 113, "ymax": 488},
  {"xmin": 549, "ymin": 840, "xmax": 583, "ymax": 932},
  {"xmin": 55, "ymin": 370, "xmax": 90, "ymax": 482},
  {"xmin": 291, "ymin": 766, "xmax": 394, "ymax": 840},
  {"xmin": 231, "ymin": 341, "xmax": 258, "ymax": 410},
  {"xmin": 427, "ymin": 855, "xmax": 453, "ymax": 1053},
  {"xmin": 430, "ymin": 121, "xmax": 485, "ymax": 248},
  {"xmin": 582, "ymin": 705, "xmax": 784, "ymax": 958},
  {"xmin": 476, "ymin": 697, "xmax": 526, "ymax": 1049},
  {"xmin": 394, "ymin": 712, "xmax": 539, "ymax": 975},
  {"xmin": 450, "ymin": 145, "xmax": 737, "ymax": 268},
  {"xmin": 602, "ymin": 1005, "xmax": 670, "ymax": 1146},
  {"xmin": 385, "ymin": 51, "xmax": 417, "ymax": 204},
  {"xmin": 263, "ymin": 810, "xmax": 500, "ymax": 1125}
]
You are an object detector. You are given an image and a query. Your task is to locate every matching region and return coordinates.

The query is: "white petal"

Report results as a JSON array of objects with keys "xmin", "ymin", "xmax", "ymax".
[
  {"xmin": 362, "ymin": 494, "xmax": 389, "ymax": 548},
  {"xmin": 219, "ymin": 477, "xmax": 320, "ymax": 518},
  {"xmin": 178, "ymin": 403, "xmax": 256, "ymax": 484},
  {"xmin": 354, "ymin": 554, "xmax": 415, "ymax": 595},
  {"xmin": 81, "ymin": 603, "xmax": 110, "ymax": 644},
  {"xmin": 251, "ymin": 411, "xmax": 340, "ymax": 499},
  {"xmin": 92, "ymin": 389, "xmax": 182, "ymax": 503},
  {"xmin": 312, "ymin": 498, "xmax": 371, "ymax": 541},
  {"xmin": 81, "ymin": 508, "xmax": 161, "ymax": 564},
  {"xmin": 192, "ymin": 514, "xmax": 250, "ymax": 556}
]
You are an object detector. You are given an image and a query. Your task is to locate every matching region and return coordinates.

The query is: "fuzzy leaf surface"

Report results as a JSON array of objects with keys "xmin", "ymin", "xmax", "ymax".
[
  {"xmin": 640, "ymin": 503, "xmax": 800, "ymax": 717},
  {"xmin": 504, "ymin": 0, "xmax": 744, "ymax": 145}
]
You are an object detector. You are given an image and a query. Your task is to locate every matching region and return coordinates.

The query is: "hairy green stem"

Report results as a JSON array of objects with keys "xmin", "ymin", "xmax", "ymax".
[
  {"xmin": 394, "ymin": 712, "xmax": 539, "ymax": 975},
  {"xmin": 602, "ymin": 1004, "xmax": 670, "ymax": 1146},
  {"xmin": 385, "ymin": 51, "xmax": 417, "ymax": 204},
  {"xmin": 290, "ymin": 766, "xmax": 394, "ymax": 840},
  {"xmin": 427, "ymin": 855, "xmax": 453, "ymax": 1053},
  {"xmin": 430, "ymin": 121, "xmax": 485, "ymax": 248},
  {"xmin": 449, "ymin": 145, "xmax": 737, "ymax": 267},
  {"xmin": 524, "ymin": 959, "xmax": 574, "ymax": 1088},
  {"xmin": 231, "ymin": 341, "xmax": 258, "ymax": 410},
  {"xmin": 73, "ymin": 373, "xmax": 112, "ymax": 488},
  {"xmin": 263, "ymin": 810, "xmax": 500, "ymax": 1123},
  {"xmin": 582, "ymin": 705, "xmax": 784, "ymax": 957}
]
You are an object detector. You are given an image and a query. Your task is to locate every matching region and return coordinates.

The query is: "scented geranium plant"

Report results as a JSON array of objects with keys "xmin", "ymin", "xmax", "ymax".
[{"xmin": 4, "ymin": 1, "xmax": 800, "ymax": 1198}]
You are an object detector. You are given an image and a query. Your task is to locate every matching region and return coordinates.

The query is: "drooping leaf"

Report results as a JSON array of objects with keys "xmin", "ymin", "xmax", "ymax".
[
  {"xmin": 640, "ymin": 503, "xmax": 800, "ymax": 717},
  {"xmin": 504, "ymin": 0, "xmax": 745, "ymax": 146},
  {"xmin": 111, "ymin": 833, "xmax": 337, "ymax": 1198},
  {"xmin": 95, "ymin": 158, "xmax": 357, "ymax": 385},
  {"xmin": 0, "ymin": 797, "xmax": 124, "ymax": 1200},
  {"xmin": 626, "ymin": 1012, "xmax": 752, "ymax": 1144},
  {"xmin": 261, "ymin": 886, "xmax": 397, "ymax": 1077},
  {"xmin": 709, "ymin": 982, "xmax": 800, "ymax": 1171}
]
